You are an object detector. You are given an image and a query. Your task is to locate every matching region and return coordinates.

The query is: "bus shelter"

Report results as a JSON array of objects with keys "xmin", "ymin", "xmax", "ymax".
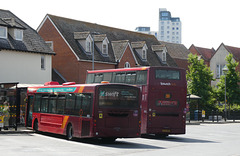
[{"xmin": 0, "ymin": 82, "xmax": 18, "ymax": 131}]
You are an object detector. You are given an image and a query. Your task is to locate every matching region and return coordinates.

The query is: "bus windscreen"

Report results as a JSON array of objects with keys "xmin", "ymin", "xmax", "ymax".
[
  {"xmin": 98, "ymin": 86, "xmax": 139, "ymax": 108},
  {"xmin": 155, "ymin": 69, "xmax": 180, "ymax": 80}
]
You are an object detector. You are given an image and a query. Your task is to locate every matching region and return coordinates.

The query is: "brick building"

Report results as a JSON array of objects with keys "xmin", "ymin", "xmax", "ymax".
[
  {"xmin": 37, "ymin": 14, "xmax": 177, "ymax": 84},
  {"xmin": 189, "ymin": 44, "xmax": 215, "ymax": 67}
]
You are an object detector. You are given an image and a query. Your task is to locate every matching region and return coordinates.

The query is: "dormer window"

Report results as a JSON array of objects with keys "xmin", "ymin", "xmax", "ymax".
[
  {"xmin": 93, "ymin": 34, "xmax": 109, "ymax": 56},
  {"xmin": 86, "ymin": 40, "xmax": 92, "ymax": 53},
  {"xmin": 14, "ymin": 29, "xmax": 23, "ymax": 41},
  {"xmin": 86, "ymin": 35, "xmax": 93, "ymax": 53},
  {"xmin": 102, "ymin": 44, "xmax": 107, "ymax": 54},
  {"xmin": 162, "ymin": 51, "xmax": 166, "ymax": 62},
  {"xmin": 0, "ymin": 26, "xmax": 7, "ymax": 39},
  {"xmin": 142, "ymin": 49, "xmax": 147, "ymax": 60},
  {"xmin": 131, "ymin": 41, "xmax": 148, "ymax": 61},
  {"xmin": 152, "ymin": 45, "xmax": 167, "ymax": 64}
]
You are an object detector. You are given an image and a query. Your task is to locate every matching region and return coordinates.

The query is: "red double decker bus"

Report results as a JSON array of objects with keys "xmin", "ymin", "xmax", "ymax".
[
  {"xmin": 26, "ymin": 82, "xmax": 141, "ymax": 142},
  {"xmin": 86, "ymin": 66, "xmax": 187, "ymax": 137}
]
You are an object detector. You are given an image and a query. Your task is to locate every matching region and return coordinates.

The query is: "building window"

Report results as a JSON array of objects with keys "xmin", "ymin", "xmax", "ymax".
[
  {"xmin": 102, "ymin": 44, "xmax": 107, "ymax": 55},
  {"xmin": 86, "ymin": 41, "xmax": 92, "ymax": 53},
  {"xmin": 216, "ymin": 64, "xmax": 225, "ymax": 78},
  {"xmin": 162, "ymin": 52, "xmax": 166, "ymax": 62},
  {"xmin": 14, "ymin": 29, "xmax": 23, "ymax": 41},
  {"xmin": 124, "ymin": 62, "xmax": 130, "ymax": 68},
  {"xmin": 41, "ymin": 55, "xmax": 45, "ymax": 70},
  {"xmin": 0, "ymin": 26, "xmax": 7, "ymax": 39},
  {"xmin": 45, "ymin": 41, "xmax": 53, "ymax": 51},
  {"xmin": 142, "ymin": 49, "xmax": 147, "ymax": 60}
]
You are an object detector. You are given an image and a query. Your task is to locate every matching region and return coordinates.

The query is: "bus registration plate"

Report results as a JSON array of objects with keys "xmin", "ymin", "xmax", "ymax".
[{"xmin": 162, "ymin": 129, "xmax": 171, "ymax": 133}]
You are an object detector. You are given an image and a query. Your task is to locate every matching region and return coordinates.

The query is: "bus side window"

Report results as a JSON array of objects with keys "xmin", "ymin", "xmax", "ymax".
[
  {"xmin": 103, "ymin": 72, "xmax": 112, "ymax": 82},
  {"xmin": 41, "ymin": 95, "xmax": 49, "ymax": 113},
  {"xmin": 136, "ymin": 71, "xmax": 147, "ymax": 84},
  {"xmin": 125, "ymin": 72, "xmax": 136, "ymax": 84},
  {"xmin": 56, "ymin": 95, "xmax": 65, "ymax": 114},
  {"xmin": 114, "ymin": 72, "xmax": 126, "ymax": 83},
  {"xmin": 49, "ymin": 95, "xmax": 57, "ymax": 114},
  {"xmin": 82, "ymin": 94, "xmax": 92, "ymax": 117},
  {"xmin": 76, "ymin": 93, "xmax": 92, "ymax": 117},
  {"xmin": 33, "ymin": 94, "xmax": 41, "ymax": 112},
  {"xmin": 65, "ymin": 93, "xmax": 76, "ymax": 115}
]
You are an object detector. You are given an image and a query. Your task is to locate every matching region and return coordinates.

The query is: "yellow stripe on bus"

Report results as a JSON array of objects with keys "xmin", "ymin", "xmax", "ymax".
[
  {"xmin": 61, "ymin": 116, "xmax": 69, "ymax": 129},
  {"xmin": 78, "ymin": 86, "xmax": 85, "ymax": 93}
]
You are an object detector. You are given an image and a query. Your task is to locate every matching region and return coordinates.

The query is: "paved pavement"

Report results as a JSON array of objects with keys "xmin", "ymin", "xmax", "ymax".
[{"xmin": 0, "ymin": 119, "xmax": 239, "ymax": 134}]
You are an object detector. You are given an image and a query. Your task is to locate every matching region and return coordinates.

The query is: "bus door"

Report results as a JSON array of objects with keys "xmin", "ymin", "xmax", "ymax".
[{"xmin": 26, "ymin": 95, "xmax": 34, "ymax": 127}]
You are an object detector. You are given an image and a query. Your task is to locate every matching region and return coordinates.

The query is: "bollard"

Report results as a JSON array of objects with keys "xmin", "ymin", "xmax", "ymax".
[
  {"xmin": 216, "ymin": 110, "xmax": 219, "ymax": 122},
  {"xmin": 233, "ymin": 110, "xmax": 235, "ymax": 122},
  {"xmin": 212, "ymin": 110, "xmax": 214, "ymax": 122}
]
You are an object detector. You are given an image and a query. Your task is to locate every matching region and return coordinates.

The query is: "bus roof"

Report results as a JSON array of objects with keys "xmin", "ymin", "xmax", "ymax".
[
  {"xmin": 87, "ymin": 66, "xmax": 185, "ymax": 73},
  {"xmin": 27, "ymin": 82, "xmax": 137, "ymax": 94}
]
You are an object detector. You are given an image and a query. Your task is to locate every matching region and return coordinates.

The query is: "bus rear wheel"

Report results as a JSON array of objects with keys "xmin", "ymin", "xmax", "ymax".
[{"xmin": 66, "ymin": 124, "xmax": 73, "ymax": 140}]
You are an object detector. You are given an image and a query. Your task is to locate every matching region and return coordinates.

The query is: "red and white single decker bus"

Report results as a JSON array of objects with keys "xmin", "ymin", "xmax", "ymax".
[
  {"xmin": 26, "ymin": 82, "xmax": 141, "ymax": 142},
  {"xmin": 86, "ymin": 66, "xmax": 187, "ymax": 137}
]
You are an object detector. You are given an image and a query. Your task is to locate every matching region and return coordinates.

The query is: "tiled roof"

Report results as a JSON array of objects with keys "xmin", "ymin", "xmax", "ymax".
[
  {"xmin": 74, "ymin": 32, "xmax": 90, "ymax": 40},
  {"xmin": 111, "ymin": 40, "xmax": 129, "ymax": 61},
  {"xmin": 151, "ymin": 45, "xmax": 165, "ymax": 52},
  {"xmin": 194, "ymin": 45, "xmax": 215, "ymax": 61},
  {"xmin": 160, "ymin": 41, "xmax": 190, "ymax": 60},
  {"xmin": 93, "ymin": 34, "xmax": 107, "ymax": 42},
  {"xmin": 47, "ymin": 14, "xmax": 177, "ymax": 67},
  {"xmin": 225, "ymin": 44, "xmax": 240, "ymax": 61},
  {"xmin": 131, "ymin": 41, "xmax": 146, "ymax": 49},
  {"xmin": 0, "ymin": 9, "xmax": 54, "ymax": 55}
]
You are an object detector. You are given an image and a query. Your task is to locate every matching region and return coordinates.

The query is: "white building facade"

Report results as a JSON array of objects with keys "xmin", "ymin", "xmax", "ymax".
[
  {"xmin": 0, "ymin": 50, "xmax": 52, "ymax": 84},
  {"xmin": 158, "ymin": 8, "xmax": 182, "ymax": 44}
]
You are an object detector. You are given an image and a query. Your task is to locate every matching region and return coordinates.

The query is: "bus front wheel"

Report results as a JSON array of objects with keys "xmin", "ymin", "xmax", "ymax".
[{"xmin": 66, "ymin": 124, "xmax": 73, "ymax": 140}]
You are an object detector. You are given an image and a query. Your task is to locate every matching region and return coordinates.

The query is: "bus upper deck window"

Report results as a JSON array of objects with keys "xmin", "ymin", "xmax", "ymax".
[
  {"xmin": 155, "ymin": 70, "xmax": 180, "ymax": 80},
  {"xmin": 94, "ymin": 74, "xmax": 103, "ymax": 83},
  {"xmin": 136, "ymin": 71, "xmax": 147, "ymax": 84}
]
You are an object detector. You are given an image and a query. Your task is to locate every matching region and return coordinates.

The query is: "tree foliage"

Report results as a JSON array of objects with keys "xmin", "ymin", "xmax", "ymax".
[
  {"xmin": 216, "ymin": 54, "xmax": 240, "ymax": 105},
  {"xmin": 187, "ymin": 53, "xmax": 215, "ymax": 110}
]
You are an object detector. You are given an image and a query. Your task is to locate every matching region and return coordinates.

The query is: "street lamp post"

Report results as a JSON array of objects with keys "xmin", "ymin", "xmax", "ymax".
[{"xmin": 223, "ymin": 65, "xmax": 228, "ymax": 122}]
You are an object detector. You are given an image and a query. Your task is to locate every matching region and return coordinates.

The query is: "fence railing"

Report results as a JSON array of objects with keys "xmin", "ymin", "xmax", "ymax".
[{"xmin": 186, "ymin": 110, "xmax": 240, "ymax": 123}]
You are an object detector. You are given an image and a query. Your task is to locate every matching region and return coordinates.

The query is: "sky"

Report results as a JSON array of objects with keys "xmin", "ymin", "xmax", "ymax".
[{"xmin": 1, "ymin": 0, "xmax": 240, "ymax": 49}]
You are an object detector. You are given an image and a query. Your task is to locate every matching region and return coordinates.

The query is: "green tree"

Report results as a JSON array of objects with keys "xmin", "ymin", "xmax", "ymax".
[
  {"xmin": 216, "ymin": 54, "xmax": 240, "ymax": 106},
  {"xmin": 187, "ymin": 53, "xmax": 215, "ymax": 111}
]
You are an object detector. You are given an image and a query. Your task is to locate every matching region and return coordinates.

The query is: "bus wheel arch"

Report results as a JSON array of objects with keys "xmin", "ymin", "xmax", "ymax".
[{"xmin": 66, "ymin": 123, "xmax": 74, "ymax": 140}]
